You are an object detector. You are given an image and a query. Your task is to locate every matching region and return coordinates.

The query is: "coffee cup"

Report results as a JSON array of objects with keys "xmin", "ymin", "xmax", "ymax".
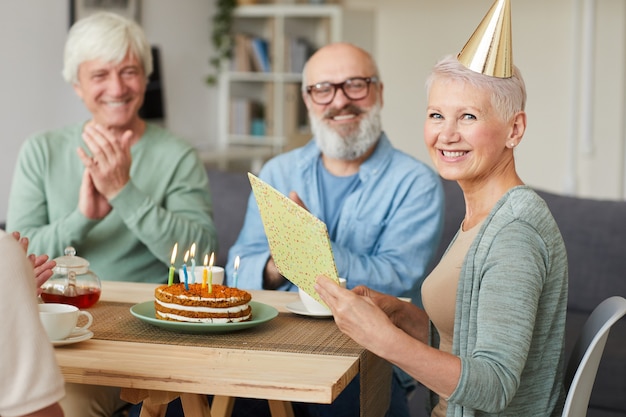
[
  {"xmin": 299, "ymin": 277, "xmax": 347, "ymax": 314},
  {"xmin": 39, "ymin": 303, "xmax": 93, "ymax": 341},
  {"xmin": 179, "ymin": 266, "xmax": 224, "ymax": 285}
]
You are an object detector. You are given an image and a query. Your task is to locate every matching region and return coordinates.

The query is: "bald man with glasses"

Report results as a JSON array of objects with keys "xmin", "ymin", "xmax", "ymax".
[{"xmin": 225, "ymin": 42, "xmax": 444, "ymax": 417}]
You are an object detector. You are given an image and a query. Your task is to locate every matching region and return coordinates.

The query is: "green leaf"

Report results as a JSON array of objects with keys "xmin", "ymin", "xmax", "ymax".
[{"xmin": 206, "ymin": 0, "xmax": 237, "ymax": 86}]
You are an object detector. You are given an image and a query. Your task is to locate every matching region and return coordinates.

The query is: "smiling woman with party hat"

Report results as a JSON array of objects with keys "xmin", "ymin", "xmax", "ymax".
[{"xmin": 314, "ymin": 1, "xmax": 569, "ymax": 416}]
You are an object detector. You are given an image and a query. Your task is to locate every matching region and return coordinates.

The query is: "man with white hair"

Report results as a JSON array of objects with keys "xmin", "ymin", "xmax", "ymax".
[
  {"xmin": 226, "ymin": 42, "xmax": 444, "ymax": 417},
  {"xmin": 7, "ymin": 12, "xmax": 217, "ymax": 417}
]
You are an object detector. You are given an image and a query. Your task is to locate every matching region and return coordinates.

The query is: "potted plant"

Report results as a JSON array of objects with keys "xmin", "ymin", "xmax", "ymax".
[{"xmin": 206, "ymin": 0, "xmax": 238, "ymax": 85}]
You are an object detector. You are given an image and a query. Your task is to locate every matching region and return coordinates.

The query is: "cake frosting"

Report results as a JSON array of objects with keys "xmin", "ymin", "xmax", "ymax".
[{"xmin": 154, "ymin": 283, "xmax": 252, "ymax": 323}]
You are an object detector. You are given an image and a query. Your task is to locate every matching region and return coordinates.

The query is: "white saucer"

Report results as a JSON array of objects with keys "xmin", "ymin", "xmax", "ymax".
[
  {"xmin": 285, "ymin": 301, "xmax": 333, "ymax": 318},
  {"xmin": 52, "ymin": 329, "xmax": 94, "ymax": 346}
]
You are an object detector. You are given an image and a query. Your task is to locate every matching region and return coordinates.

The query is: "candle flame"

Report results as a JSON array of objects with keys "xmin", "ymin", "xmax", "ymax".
[
  {"xmin": 190, "ymin": 242, "xmax": 196, "ymax": 258},
  {"xmin": 183, "ymin": 250, "xmax": 189, "ymax": 263},
  {"xmin": 209, "ymin": 252, "xmax": 215, "ymax": 267},
  {"xmin": 234, "ymin": 255, "xmax": 240, "ymax": 270},
  {"xmin": 170, "ymin": 243, "xmax": 178, "ymax": 264},
  {"xmin": 203, "ymin": 253, "xmax": 208, "ymax": 266}
]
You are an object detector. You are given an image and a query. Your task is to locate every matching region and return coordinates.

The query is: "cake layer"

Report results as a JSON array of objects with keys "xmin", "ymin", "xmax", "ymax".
[
  {"xmin": 155, "ymin": 299, "xmax": 251, "ymax": 319},
  {"xmin": 155, "ymin": 311, "xmax": 252, "ymax": 323},
  {"xmin": 155, "ymin": 284, "xmax": 251, "ymax": 307},
  {"xmin": 154, "ymin": 283, "xmax": 253, "ymax": 323}
]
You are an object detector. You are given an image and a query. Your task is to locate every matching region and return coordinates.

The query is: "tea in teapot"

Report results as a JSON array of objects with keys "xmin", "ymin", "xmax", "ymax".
[{"xmin": 40, "ymin": 246, "xmax": 101, "ymax": 308}]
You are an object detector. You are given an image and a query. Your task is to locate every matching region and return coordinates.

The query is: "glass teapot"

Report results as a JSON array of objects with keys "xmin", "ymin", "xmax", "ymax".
[{"xmin": 40, "ymin": 246, "xmax": 101, "ymax": 308}]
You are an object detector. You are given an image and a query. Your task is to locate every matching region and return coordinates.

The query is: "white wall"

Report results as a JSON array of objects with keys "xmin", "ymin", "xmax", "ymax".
[
  {"xmin": 345, "ymin": 0, "xmax": 626, "ymax": 201},
  {"xmin": 1, "ymin": 0, "xmax": 624, "ymax": 223}
]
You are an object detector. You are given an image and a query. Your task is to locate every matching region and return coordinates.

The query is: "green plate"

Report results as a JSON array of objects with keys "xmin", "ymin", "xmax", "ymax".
[{"xmin": 130, "ymin": 300, "xmax": 278, "ymax": 333}]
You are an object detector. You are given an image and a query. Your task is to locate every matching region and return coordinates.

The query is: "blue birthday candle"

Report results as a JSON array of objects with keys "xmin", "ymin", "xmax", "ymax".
[{"xmin": 183, "ymin": 250, "xmax": 190, "ymax": 290}]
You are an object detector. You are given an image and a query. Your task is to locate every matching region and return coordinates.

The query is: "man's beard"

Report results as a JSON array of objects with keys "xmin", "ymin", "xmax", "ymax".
[{"xmin": 310, "ymin": 103, "xmax": 382, "ymax": 161}]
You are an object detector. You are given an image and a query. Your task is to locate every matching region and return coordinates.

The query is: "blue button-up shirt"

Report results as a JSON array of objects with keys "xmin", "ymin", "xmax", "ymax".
[{"xmin": 226, "ymin": 133, "xmax": 444, "ymax": 301}]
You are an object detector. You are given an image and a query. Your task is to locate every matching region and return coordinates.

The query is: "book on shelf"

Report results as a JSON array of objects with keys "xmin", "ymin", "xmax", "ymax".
[
  {"xmin": 231, "ymin": 33, "xmax": 253, "ymax": 72},
  {"xmin": 264, "ymin": 83, "xmax": 274, "ymax": 136},
  {"xmin": 250, "ymin": 37, "xmax": 271, "ymax": 72},
  {"xmin": 285, "ymin": 37, "xmax": 315, "ymax": 73},
  {"xmin": 229, "ymin": 98, "xmax": 266, "ymax": 137},
  {"xmin": 231, "ymin": 33, "xmax": 271, "ymax": 73},
  {"xmin": 283, "ymin": 83, "xmax": 310, "ymax": 150},
  {"xmin": 283, "ymin": 83, "xmax": 300, "ymax": 137}
]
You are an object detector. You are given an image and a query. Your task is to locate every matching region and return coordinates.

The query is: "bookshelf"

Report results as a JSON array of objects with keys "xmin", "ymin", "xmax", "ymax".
[{"xmin": 214, "ymin": 3, "xmax": 343, "ymax": 170}]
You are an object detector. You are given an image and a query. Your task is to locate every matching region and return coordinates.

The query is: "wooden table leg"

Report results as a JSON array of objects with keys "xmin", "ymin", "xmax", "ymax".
[
  {"xmin": 211, "ymin": 395, "xmax": 235, "ymax": 417},
  {"xmin": 180, "ymin": 393, "xmax": 212, "ymax": 417},
  {"xmin": 120, "ymin": 388, "xmax": 150, "ymax": 404},
  {"xmin": 268, "ymin": 400, "xmax": 294, "ymax": 417},
  {"xmin": 120, "ymin": 388, "xmax": 183, "ymax": 417},
  {"xmin": 138, "ymin": 399, "xmax": 168, "ymax": 417},
  {"xmin": 360, "ymin": 352, "xmax": 392, "ymax": 417}
]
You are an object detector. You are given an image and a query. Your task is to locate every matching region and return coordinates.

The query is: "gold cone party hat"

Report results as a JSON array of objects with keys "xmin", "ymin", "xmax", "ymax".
[{"xmin": 457, "ymin": 0, "xmax": 512, "ymax": 78}]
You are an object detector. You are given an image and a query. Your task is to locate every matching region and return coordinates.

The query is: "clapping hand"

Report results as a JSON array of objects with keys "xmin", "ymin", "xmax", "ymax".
[
  {"xmin": 78, "ymin": 169, "xmax": 112, "ymax": 219},
  {"xmin": 76, "ymin": 123, "xmax": 133, "ymax": 218}
]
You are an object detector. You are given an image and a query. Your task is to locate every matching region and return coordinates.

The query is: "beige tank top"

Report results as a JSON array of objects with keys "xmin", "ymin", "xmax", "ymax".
[{"xmin": 421, "ymin": 221, "xmax": 482, "ymax": 417}]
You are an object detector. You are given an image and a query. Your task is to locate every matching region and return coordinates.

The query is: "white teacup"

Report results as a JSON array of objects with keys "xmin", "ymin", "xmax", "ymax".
[
  {"xmin": 299, "ymin": 277, "xmax": 347, "ymax": 314},
  {"xmin": 179, "ymin": 266, "xmax": 224, "ymax": 285},
  {"xmin": 39, "ymin": 303, "xmax": 93, "ymax": 341}
]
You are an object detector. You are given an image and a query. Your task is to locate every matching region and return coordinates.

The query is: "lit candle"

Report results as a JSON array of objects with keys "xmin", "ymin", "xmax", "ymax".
[
  {"xmin": 208, "ymin": 252, "xmax": 215, "ymax": 293},
  {"xmin": 190, "ymin": 243, "xmax": 197, "ymax": 283},
  {"xmin": 183, "ymin": 250, "xmax": 190, "ymax": 290},
  {"xmin": 202, "ymin": 254, "xmax": 208, "ymax": 289},
  {"xmin": 233, "ymin": 255, "xmax": 240, "ymax": 288},
  {"xmin": 168, "ymin": 243, "xmax": 178, "ymax": 286}
]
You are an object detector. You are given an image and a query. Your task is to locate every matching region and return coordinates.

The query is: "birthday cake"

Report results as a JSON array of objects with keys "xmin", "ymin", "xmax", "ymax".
[{"xmin": 154, "ymin": 283, "xmax": 252, "ymax": 323}]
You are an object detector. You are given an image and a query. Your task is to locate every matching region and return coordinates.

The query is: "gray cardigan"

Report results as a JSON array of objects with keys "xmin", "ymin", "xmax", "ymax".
[{"xmin": 444, "ymin": 186, "xmax": 568, "ymax": 416}]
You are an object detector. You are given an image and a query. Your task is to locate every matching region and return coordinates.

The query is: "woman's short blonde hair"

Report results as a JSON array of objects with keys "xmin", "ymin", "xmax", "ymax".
[
  {"xmin": 62, "ymin": 12, "xmax": 152, "ymax": 85},
  {"xmin": 425, "ymin": 55, "xmax": 527, "ymax": 122}
]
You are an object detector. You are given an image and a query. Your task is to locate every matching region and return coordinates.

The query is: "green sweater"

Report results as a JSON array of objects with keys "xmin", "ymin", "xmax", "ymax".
[
  {"xmin": 444, "ymin": 186, "xmax": 568, "ymax": 416},
  {"xmin": 7, "ymin": 123, "xmax": 217, "ymax": 283}
]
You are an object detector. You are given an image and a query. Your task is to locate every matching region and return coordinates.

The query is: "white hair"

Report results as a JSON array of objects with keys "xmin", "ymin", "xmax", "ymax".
[
  {"xmin": 62, "ymin": 12, "xmax": 152, "ymax": 84},
  {"xmin": 425, "ymin": 55, "xmax": 526, "ymax": 122}
]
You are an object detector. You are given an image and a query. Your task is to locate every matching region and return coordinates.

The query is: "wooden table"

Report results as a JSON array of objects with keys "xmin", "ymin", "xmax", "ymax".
[{"xmin": 54, "ymin": 281, "xmax": 391, "ymax": 417}]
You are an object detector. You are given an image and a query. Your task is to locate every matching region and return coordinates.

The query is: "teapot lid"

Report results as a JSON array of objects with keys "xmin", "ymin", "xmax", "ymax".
[{"xmin": 53, "ymin": 246, "xmax": 90, "ymax": 275}]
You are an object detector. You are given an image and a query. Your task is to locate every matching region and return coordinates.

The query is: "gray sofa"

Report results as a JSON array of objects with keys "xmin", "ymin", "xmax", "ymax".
[{"xmin": 207, "ymin": 170, "xmax": 626, "ymax": 417}]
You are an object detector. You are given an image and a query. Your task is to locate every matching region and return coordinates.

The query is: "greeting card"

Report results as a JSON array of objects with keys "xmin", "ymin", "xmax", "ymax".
[{"xmin": 248, "ymin": 173, "xmax": 339, "ymax": 304}]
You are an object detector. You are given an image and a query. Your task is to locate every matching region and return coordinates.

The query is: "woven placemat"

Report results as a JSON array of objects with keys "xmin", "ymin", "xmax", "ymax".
[{"xmin": 88, "ymin": 301, "xmax": 362, "ymax": 355}]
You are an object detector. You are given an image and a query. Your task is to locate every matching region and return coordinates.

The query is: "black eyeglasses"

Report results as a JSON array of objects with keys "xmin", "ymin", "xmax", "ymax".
[{"xmin": 305, "ymin": 77, "xmax": 379, "ymax": 105}]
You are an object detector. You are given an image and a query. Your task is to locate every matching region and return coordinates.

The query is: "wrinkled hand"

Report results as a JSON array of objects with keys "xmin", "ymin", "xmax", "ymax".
[
  {"xmin": 289, "ymin": 191, "xmax": 309, "ymax": 211},
  {"xmin": 353, "ymin": 283, "xmax": 430, "ymax": 343},
  {"xmin": 77, "ymin": 123, "xmax": 133, "ymax": 200},
  {"xmin": 78, "ymin": 169, "xmax": 112, "ymax": 219},
  {"xmin": 12, "ymin": 232, "xmax": 56, "ymax": 295},
  {"xmin": 315, "ymin": 275, "xmax": 395, "ymax": 350},
  {"xmin": 351, "ymin": 285, "xmax": 408, "ymax": 327},
  {"xmin": 263, "ymin": 257, "xmax": 286, "ymax": 289}
]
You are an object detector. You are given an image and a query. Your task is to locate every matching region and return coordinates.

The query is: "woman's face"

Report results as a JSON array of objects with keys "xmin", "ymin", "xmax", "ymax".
[{"xmin": 424, "ymin": 78, "xmax": 516, "ymax": 183}]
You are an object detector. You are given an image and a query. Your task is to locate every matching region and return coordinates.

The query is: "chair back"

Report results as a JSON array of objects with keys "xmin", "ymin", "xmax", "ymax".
[{"xmin": 562, "ymin": 296, "xmax": 626, "ymax": 417}]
